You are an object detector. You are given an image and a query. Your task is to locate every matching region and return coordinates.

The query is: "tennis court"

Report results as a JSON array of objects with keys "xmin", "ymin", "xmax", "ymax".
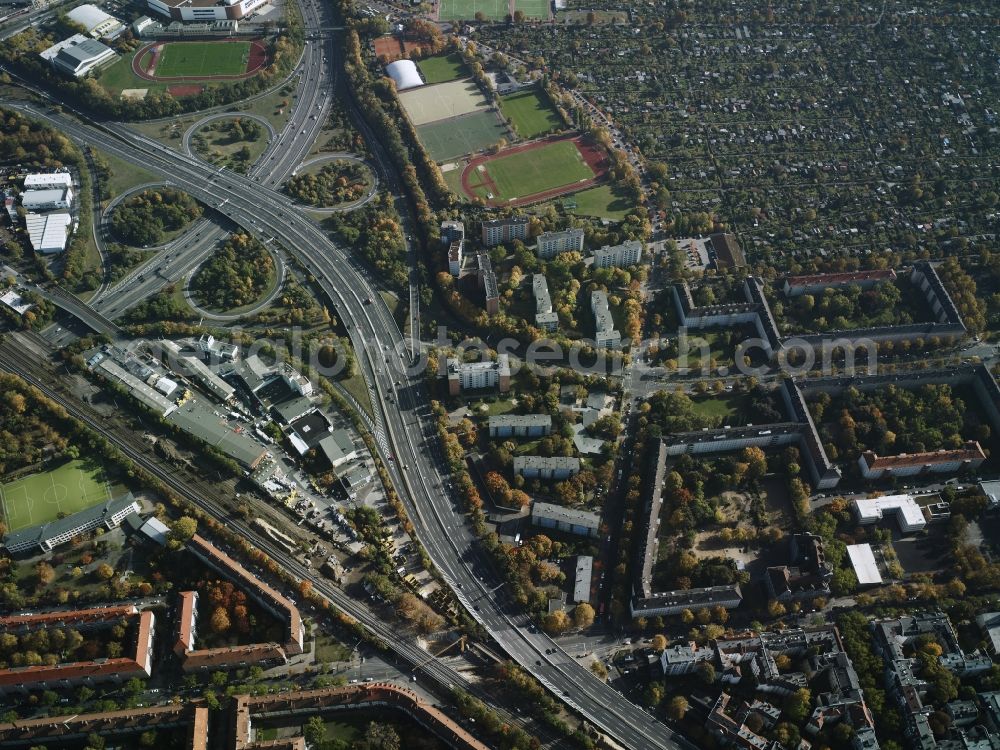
[
  {"xmin": 0, "ymin": 459, "xmax": 111, "ymax": 533},
  {"xmin": 156, "ymin": 41, "xmax": 251, "ymax": 78},
  {"xmin": 417, "ymin": 110, "xmax": 508, "ymax": 162},
  {"xmin": 438, "ymin": 0, "xmax": 508, "ymax": 21}
]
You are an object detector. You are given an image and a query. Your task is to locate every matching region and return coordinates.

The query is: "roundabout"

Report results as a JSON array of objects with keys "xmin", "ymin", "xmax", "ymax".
[
  {"xmin": 182, "ymin": 112, "xmax": 276, "ymax": 170},
  {"xmin": 285, "ymin": 153, "xmax": 379, "ymax": 213}
]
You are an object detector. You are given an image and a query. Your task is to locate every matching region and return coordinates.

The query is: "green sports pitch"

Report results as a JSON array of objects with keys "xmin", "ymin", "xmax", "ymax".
[
  {"xmin": 438, "ymin": 0, "xmax": 508, "ymax": 21},
  {"xmin": 0, "ymin": 459, "xmax": 111, "ymax": 533},
  {"xmin": 155, "ymin": 41, "xmax": 251, "ymax": 78},
  {"xmin": 468, "ymin": 139, "xmax": 594, "ymax": 202}
]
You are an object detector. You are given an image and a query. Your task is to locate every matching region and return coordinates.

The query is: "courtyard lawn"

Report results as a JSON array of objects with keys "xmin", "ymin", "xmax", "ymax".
[
  {"xmin": 417, "ymin": 53, "xmax": 466, "ymax": 84},
  {"xmin": 0, "ymin": 459, "xmax": 111, "ymax": 533},
  {"xmin": 500, "ymin": 88, "xmax": 563, "ymax": 139},
  {"xmin": 472, "ymin": 139, "xmax": 593, "ymax": 201},
  {"xmin": 156, "ymin": 41, "xmax": 251, "ymax": 78}
]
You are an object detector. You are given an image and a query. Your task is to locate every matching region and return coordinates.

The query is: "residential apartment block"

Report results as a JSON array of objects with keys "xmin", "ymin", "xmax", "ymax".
[
  {"xmin": 488, "ymin": 414, "xmax": 552, "ymax": 438},
  {"xmin": 631, "ymin": 584, "xmax": 743, "ymax": 618},
  {"xmin": 783, "ymin": 269, "xmax": 897, "ymax": 298},
  {"xmin": 477, "ymin": 253, "xmax": 499, "ymax": 316},
  {"xmin": 440, "ymin": 220, "xmax": 465, "ymax": 245},
  {"xmin": 858, "ymin": 441, "xmax": 985, "ymax": 480},
  {"xmin": 536, "ymin": 228, "xmax": 584, "ymax": 259},
  {"xmin": 591, "ymin": 290, "xmax": 620, "ymax": 348},
  {"xmin": 481, "ymin": 216, "xmax": 529, "ymax": 247},
  {"xmin": 513, "ymin": 455, "xmax": 580, "ymax": 480},
  {"xmin": 593, "ymin": 239, "xmax": 642, "ymax": 268},
  {"xmin": 530, "ymin": 501, "xmax": 599, "ymax": 538},
  {"xmin": 448, "ymin": 240, "xmax": 464, "ymax": 276},
  {"xmin": 532, "ymin": 274, "xmax": 558, "ymax": 331},
  {"xmin": 445, "ymin": 355, "xmax": 511, "ymax": 395}
]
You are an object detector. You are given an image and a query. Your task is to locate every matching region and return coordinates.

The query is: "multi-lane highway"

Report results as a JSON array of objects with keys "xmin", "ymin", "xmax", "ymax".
[{"xmin": 5, "ymin": 10, "xmax": 688, "ymax": 750}]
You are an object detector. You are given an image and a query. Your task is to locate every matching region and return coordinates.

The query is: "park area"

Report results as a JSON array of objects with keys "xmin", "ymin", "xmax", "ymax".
[
  {"xmin": 437, "ymin": 0, "xmax": 549, "ymax": 20},
  {"xmin": 499, "ymin": 88, "xmax": 563, "ymax": 139},
  {"xmin": 416, "ymin": 110, "xmax": 508, "ymax": 162},
  {"xmin": 0, "ymin": 459, "xmax": 111, "ymax": 533},
  {"xmin": 460, "ymin": 136, "xmax": 604, "ymax": 206}
]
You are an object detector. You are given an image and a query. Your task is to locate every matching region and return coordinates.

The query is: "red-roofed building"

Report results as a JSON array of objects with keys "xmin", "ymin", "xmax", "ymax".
[
  {"xmin": 783, "ymin": 269, "xmax": 897, "ymax": 298},
  {"xmin": 0, "ymin": 604, "xmax": 137, "ymax": 631},
  {"xmin": 858, "ymin": 441, "xmax": 985, "ymax": 480},
  {"xmin": 175, "ymin": 591, "xmax": 198, "ymax": 656},
  {"xmin": 181, "ymin": 643, "xmax": 287, "ymax": 673},
  {"xmin": 0, "ymin": 609, "xmax": 155, "ymax": 695}
]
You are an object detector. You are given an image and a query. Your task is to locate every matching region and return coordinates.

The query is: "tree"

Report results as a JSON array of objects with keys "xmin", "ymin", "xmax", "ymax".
[
  {"xmin": 209, "ymin": 606, "xmax": 231, "ymax": 634},
  {"xmin": 667, "ymin": 695, "xmax": 689, "ymax": 721},
  {"xmin": 573, "ymin": 602, "xmax": 595, "ymax": 629},
  {"xmin": 170, "ymin": 516, "xmax": 198, "ymax": 543},
  {"xmin": 695, "ymin": 661, "xmax": 716, "ymax": 685},
  {"xmin": 364, "ymin": 722, "xmax": 401, "ymax": 750},
  {"xmin": 35, "ymin": 561, "xmax": 56, "ymax": 585},
  {"xmin": 304, "ymin": 715, "xmax": 326, "ymax": 747},
  {"xmin": 783, "ymin": 688, "xmax": 812, "ymax": 723},
  {"xmin": 542, "ymin": 609, "xmax": 570, "ymax": 635},
  {"xmin": 650, "ymin": 634, "xmax": 667, "ymax": 651},
  {"xmin": 95, "ymin": 563, "xmax": 114, "ymax": 581}
]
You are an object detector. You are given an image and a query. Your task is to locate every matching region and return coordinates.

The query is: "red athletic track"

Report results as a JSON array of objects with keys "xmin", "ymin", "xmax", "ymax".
[
  {"xmin": 460, "ymin": 134, "xmax": 609, "ymax": 207},
  {"xmin": 131, "ymin": 39, "xmax": 269, "ymax": 83}
]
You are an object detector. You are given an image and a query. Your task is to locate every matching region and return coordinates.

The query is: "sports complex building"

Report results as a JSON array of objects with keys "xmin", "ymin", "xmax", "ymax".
[{"xmin": 1, "ymin": 492, "xmax": 140, "ymax": 555}]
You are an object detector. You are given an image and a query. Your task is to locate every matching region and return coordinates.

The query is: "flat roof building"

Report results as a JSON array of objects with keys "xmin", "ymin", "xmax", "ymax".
[
  {"xmin": 513, "ymin": 455, "xmax": 580, "ymax": 480},
  {"xmin": 591, "ymin": 290, "xmax": 620, "ymax": 348},
  {"xmin": 445, "ymin": 355, "xmax": 511, "ymax": 395},
  {"xmin": 448, "ymin": 240, "xmax": 464, "ymax": 276},
  {"xmin": 532, "ymin": 274, "xmax": 558, "ymax": 331},
  {"xmin": 573, "ymin": 555, "xmax": 592, "ymax": 603},
  {"xmin": 146, "ymin": 0, "xmax": 268, "ymax": 22},
  {"xmin": 846, "ymin": 543, "xmax": 883, "ymax": 586},
  {"xmin": 21, "ymin": 188, "xmax": 73, "ymax": 210},
  {"xmin": 530, "ymin": 501, "xmax": 599, "ymax": 538},
  {"xmin": 176, "ymin": 354, "xmax": 235, "ymax": 402},
  {"xmin": 482, "ymin": 216, "xmax": 529, "ymax": 247},
  {"xmin": 167, "ymin": 399, "xmax": 267, "ymax": 469},
  {"xmin": 1, "ymin": 493, "xmax": 140, "ymax": 555},
  {"xmin": 40, "ymin": 34, "xmax": 117, "ymax": 78},
  {"xmin": 488, "ymin": 414, "xmax": 552, "ymax": 438},
  {"xmin": 853, "ymin": 494, "xmax": 926, "ymax": 533},
  {"xmin": 67, "ymin": 4, "xmax": 126, "ymax": 40},
  {"xmin": 319, "ymin": 428, "xmax": 358, "ymax": 468},
  {"xmin": 631, "ymin": 584, "xmax": 743, "ymax": 618},
  {"xmin": 23, "ymin": 172, "xmax": 72, "ymax": 189},
  {"xmin": 96, "ymin": 358, "xmax": 177, "ymax": 415},
  {"xmin": 593, "ymin": 239, "xmax": 642, "ymax": 269},
  {"xmin": 536, "ymin": 228, "xmax": 584, "ymax": 259}
]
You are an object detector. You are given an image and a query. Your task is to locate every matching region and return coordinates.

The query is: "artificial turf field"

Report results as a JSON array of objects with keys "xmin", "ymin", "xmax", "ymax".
[
  {"xmin": 499, "ymin": 89, "xmax": 563, "ymax": 139},
  {"xmin": 0, "ymin": 459, "xmax": 111, "ymax": 533},
  {"xmin": 417, "ymin": 111, "xmax": 508, "ymax": 162},
  {"xmin": 156, "ymin": 41, "xmax": 251, "ymax": 78},
  {"xmin": 469, "ymin": 139, "xmax": 594, "ymax": 201},
  {"xmin": 438, "ymin": 0, "xmax": 508, "ymax": 20}
]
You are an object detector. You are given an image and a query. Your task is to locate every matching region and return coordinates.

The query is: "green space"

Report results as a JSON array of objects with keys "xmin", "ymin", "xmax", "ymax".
[
  {"xmin": 97, "ymin": 49, "xmax": 167, "ymax": 96},
  {"xmin": 156, "ymin": 40, "xmax": 251, "ymax": 78},
  {"xmin": 0, "ymin": 459, "xmax": 111, "ymax": 533},
  {"xmin": 441, "ymin": 164, "xmax": 466, "ymax": 196},
  {"xmin": 469, "ymin": 139, "xmax": 593, "ymax": 202},
  {"xmin": 438, "ymin": 0, "xmax": 507, "ymax": 21},
  {"xmin": 563, "ymin": 183, "xmax": 634, "ymax": 220},
  {"xmin": 314, "ymin": 634, "xmax": 352, "ymax": 663},
  {"xmin": 513, "ymin": 0, "xmax": 550, "ymax": 20},
  {"xmin": 416, "ymin": 111, "xmax": 507, "ymax": 163},
  {"xmin": 94, "ymin": 148, "xmax": 158, "ymax": 200},
  {"xmin": 417, "ymin": 52, "xmax": 466, "ymax": 84},
  {"xmin": 192, "ymin": 117, "xmax": 270, "ymax": 174},
  {"xmin": 689, "ymin": 393, "xmax": 751, "ymax": 422},
  {"xmin": 499, "ymin": 88, "xmax": 562, "ymax": 140}
]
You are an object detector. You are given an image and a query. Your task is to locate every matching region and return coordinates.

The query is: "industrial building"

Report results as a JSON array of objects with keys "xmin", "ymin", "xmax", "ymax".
[
  {"xmin": 25, "ymin": 212, "xmax": 71, "ymax": 254},
  {"xmin": 21, "ymin": 188, "xmax": 73, "ymax": 210}
]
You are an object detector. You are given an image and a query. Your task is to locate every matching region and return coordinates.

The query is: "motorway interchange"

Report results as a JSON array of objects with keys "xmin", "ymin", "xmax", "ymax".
[{"xmin": 0, "ymin": 2, "xmax": 689, "ymax": 749}]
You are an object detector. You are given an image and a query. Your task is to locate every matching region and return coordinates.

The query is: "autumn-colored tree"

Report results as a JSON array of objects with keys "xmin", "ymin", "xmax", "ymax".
[
  {"xmin": 650, "ymin": 634, "xmax": 668, "ymax": 651},
  {"xmin": 209, "ymin": 606, "xmax": 231, "ymax": 634},
  {"xmin": 95, "ymin": 563, "xmax": 115, "ymax": 581},
  {"xmin": 35, "ymin": 562, "xmax": 56, "ymax": 585},
  {"xmin": 573, "ymin": 603, "xmax": 596, "ymax": 629},
  {"xmin": 542, "ymin": 609, "xmax": 570, "ymax": 635},
  {"xmin": 667, "ymin": 695, "xmax": 689, "ymax": 721}
]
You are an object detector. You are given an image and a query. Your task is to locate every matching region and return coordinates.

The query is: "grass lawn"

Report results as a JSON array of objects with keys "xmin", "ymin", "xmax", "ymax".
[
  {"xmin": 94, "ymin": 148, "xmax": 158, "ymax": 200},
  {"xmin": 514, "ymin": 0, "xmax": 550, "ymax": 18},
  {"xmin": 314, "ymin": 634, "xmax": 352, "ymax": 663},
  {"xmin": 338, "ymin": 366, "xmax": 374, "ymax": 420},
  {"xmin": 323, "ymin": 720, "xmax": 361, "ymax": 744},
  {"xmin": 438, "ymin": 0, "xmax": 507, "ymax": 21},
  {"xmin": 500, "ymin": 89, "xmax": 562, "ymax": 140},
  {"xmin": 470, "ymin": 140, "xmax": 593, "ymax": 201},
  {"xmin": 417, "ymin": 111, "xmax": 507, "ymax": 162},
  {"xmin": 417, "ymin": 53, "xmax": 466, "ymax": 84},
  {"xmin": 98, "ymin": 50, "xmax": 168, "ymax": 96},
  {"xmin": 0, "ymin": 459, "xmax": 111, "ymax": 533},
  {"xmin": 441, "ymin": 163, "xmax": 466, "ymax": 196},
  {"xmin": 156, "ymin": 41, "xmax": 251, "ymax": 78},
  {"xmin": 690, "ymin": 394, "xmax": 745, "ymax": 421},
  {"xmin": 564, "ymin": 184, "xmax": 634, "ymax": 220}
]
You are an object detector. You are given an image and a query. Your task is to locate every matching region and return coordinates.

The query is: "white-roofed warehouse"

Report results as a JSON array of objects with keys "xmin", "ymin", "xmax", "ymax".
[{"xmin": 386, "ymin": 59, "xmax": 423, "ymax": 90}]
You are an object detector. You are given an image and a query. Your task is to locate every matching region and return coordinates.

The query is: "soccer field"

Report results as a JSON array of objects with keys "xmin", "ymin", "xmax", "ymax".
[
  {"xmin": 0, "ymin": 459, "xmax": 111, "ymax": 533},
  {"xmin": 470, "ymin": 140, "xmax": 594, "ymax": 202},
  {"xmin": 417, "ymin": 110, "xmax": 508, "ymax": 162},
  {"xmin": 438, "ymin": 0, "xmax": 508, "ymax": 21},
  {"xmin": 417, "ymin": 53, "xmax": 466, "ymax": 84},
  {"xmin": 500, "ymin": 89, "xmax": 563, "ymax": 139},
  {"xmin": 514, "ymin": 0, "xmax": 550, "ymax": 19},
  {"xmin": 156, "ymin": 41, "xmax": 251, "ymax": 78}
]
